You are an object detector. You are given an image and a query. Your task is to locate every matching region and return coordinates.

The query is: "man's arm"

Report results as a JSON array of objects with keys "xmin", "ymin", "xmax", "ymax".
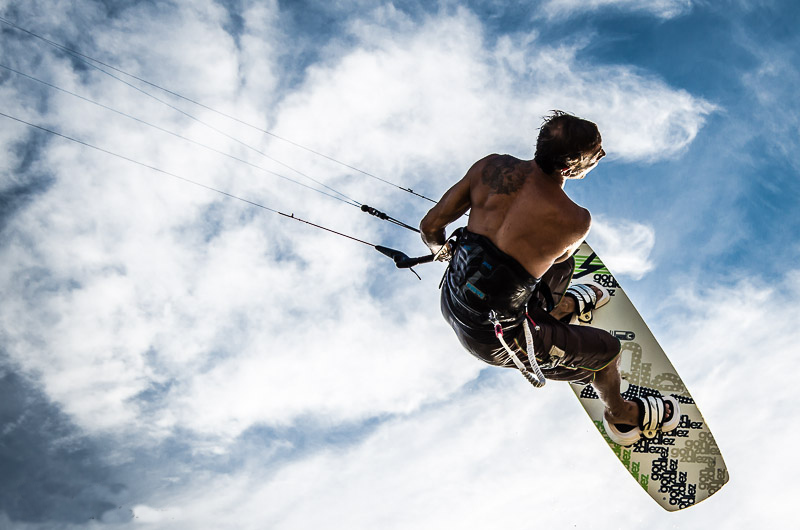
[{"xmin": 419, "ymin": 171, "xmax": 472, "ymax": 255}]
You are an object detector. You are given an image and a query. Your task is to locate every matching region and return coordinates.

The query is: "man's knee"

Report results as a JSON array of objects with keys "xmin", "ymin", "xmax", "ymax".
[{"xmin": 604, "ymin": 333, "xmax": 622, "ymax": 356}]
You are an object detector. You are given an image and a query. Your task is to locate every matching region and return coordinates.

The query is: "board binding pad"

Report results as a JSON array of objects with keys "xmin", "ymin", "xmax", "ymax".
[{"xmin": 569, "ymin": 243, "xmax": 728, "ymax": 511}]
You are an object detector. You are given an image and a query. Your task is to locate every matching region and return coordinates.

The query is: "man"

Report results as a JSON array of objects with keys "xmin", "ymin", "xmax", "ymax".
[{"xmin": 419, "ymin": 111, "xmax": 678, "ymax": 445}]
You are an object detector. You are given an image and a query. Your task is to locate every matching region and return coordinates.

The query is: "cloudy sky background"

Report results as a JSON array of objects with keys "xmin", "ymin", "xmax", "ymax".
[{"xmin": 1, "ymin": 0, "xmax": 798, "ymax": 528}]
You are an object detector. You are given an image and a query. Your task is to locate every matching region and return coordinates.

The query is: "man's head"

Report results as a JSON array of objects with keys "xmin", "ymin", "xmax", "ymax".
[{"xmin": 534, "ymin": 111, "xmax": 604, "ymax": 178}]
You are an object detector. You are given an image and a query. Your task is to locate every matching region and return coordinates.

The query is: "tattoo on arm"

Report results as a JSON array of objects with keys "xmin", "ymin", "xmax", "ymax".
[{"xmin": 481, "ymin": 156, "xmax": 524, "ymax": 194}]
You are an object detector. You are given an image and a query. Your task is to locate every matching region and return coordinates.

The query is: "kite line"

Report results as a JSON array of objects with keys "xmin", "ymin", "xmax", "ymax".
[{"xmin": 0, "ymin": 16, "xmax": 441, "ymax": 275}]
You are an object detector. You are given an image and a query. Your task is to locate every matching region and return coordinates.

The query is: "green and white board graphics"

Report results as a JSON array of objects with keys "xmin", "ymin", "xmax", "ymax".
[{"xmin": 569, "ymin": 243, "xmax": 728, "ymax": 511}]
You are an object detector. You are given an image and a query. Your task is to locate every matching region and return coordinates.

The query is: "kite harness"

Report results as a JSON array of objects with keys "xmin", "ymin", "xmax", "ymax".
[{"xmin": 436, "ymin": 229, "xmax": 549, "ymax": 388}]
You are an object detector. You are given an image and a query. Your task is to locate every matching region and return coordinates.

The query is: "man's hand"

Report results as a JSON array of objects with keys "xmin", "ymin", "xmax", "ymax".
[{"xmin": 432, "ymin": 241, "xmax": 453, "ymax": 262}]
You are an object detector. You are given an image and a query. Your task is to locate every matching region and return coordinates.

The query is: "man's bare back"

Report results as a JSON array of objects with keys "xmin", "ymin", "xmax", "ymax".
[{"xmin": 421, "ymin": 153, "xmax": 597, "ymax": 278}]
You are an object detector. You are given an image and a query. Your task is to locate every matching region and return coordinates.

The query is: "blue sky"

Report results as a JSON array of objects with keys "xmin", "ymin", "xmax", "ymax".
[{"xmin": 1, "ymin": 0, "xmax": 799, "ymax": 528}]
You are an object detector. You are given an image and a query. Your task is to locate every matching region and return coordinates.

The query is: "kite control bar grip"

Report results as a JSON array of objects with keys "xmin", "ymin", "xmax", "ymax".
[{"xmin": 374, "ymin": 245, "xmax": 435, "ymax": 269}]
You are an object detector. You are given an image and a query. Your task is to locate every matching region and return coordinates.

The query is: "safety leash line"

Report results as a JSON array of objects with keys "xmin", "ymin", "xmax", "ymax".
[{"xmin": 489, "ymin": 310, "xmax": 546, "ymax": 388}]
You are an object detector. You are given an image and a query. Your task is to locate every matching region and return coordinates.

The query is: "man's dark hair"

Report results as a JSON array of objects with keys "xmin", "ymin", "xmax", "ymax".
[{"xmin": 534, "ymin": 111, "xmax": 602, "ymax": 175}]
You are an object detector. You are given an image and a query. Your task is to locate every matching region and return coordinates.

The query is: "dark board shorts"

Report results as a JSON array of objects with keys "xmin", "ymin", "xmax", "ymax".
[{"xmin": 441, "ymin": 256, "xmax": 621, "ymax": 385}]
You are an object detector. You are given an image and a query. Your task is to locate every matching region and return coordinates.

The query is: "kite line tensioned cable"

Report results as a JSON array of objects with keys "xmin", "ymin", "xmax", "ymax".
[
  {"xmin": 0, "ymin": 63, "xmax": 357, "ymax": 208},
  {"xmin": 0, "ymin": 111, "xmax": 384, "ymax": 249},
  {"xmin": 0, "ymin": 63, "xmax": 420, "ymax": 233},
  {"xmin": 0, "ymin": 40, "xmax": 361, "ymax": 207},
  {"xmin": 0, "ymin": 15, "xmax": 437, "ymax": 204},
  {"xmin": 0, "ymin": 17, "xmax": 439, "ymax": 274},
  {"xmin": 0, "ymin": 111, "xmax": 431, "ymax": 276}
]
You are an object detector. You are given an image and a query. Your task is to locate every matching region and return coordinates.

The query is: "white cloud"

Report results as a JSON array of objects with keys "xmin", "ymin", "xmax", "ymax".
[
  {"xmin": 589, "ymin": 216, "xmax": 656, "ymax": 280},
  {"xmin": 541, "ymin": 0, "xmax": 694, "ymax": 19},
  {"xmin": 73, "ymin": 270, "xmax": 796, "ymax": 530},
  {"xmin": 272, "ymin": 7, "xmax": 715, "ymax": 198},
  {"xmin": 740, "ymin": 35, "xmax": 800, "ymax": 172},
  {"xmin": 92, "ymin": 377, "xmax": 640, "ymax": 530},
  {"xmin": 657, "ymin": 273, "xmax": 800, "ymax": 527},
  {"xmin": 129, "ymin": 505, "xmax": 183, "ymax": 524},
  {"xmin": 4, "ymin": 2, "xmax": 798, "ymax": 529},
  {"xmin": 0, "ymin": 1, "xmax": 712, "ymax": 459}
]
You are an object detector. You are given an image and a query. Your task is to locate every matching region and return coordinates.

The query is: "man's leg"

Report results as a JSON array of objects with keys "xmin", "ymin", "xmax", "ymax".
[
  {"xmin": 550, "ymin": 293, "xmax": 577, "ymax": 321},
  {"xmin": 551, "ymin": 284, "xmax": 640, "ymax": 425},
  {"xmin": 592, "ymin": 356, "xmax": 639, "ymax": 425}
]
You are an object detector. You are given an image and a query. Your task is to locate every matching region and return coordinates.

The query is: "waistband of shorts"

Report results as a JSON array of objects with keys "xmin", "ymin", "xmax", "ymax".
[{"xmin": 456, "ymin": 229, "xmax": 541, "ymax": 285}]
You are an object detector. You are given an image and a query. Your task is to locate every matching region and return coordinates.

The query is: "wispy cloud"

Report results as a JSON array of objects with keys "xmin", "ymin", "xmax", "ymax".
[
  {"xmin": 740, "ymin": 31, "xmax": 800, "ymax": 172},
  {"xmin": 589, "ymin": 216, "xmax": 656, "ymax": 280},
  {"xmin": 541, "ymin": 0, "xmax": 694, "ymax": 19},
  {"xmin": 656, "ymin": 272, "xmax": 800, "ymax": 527},
  {"xmin": 71, "ymin": 271, "xmax": 797, "ymax": 529},
  {"xmin": 274, "ymin": 7, "xmax": 716, "ymax": 183}
]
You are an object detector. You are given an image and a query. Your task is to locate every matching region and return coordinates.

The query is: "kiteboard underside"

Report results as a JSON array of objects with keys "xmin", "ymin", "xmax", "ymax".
[{"xmin": 569, "ymin": 243, "xmax": 728, "ymax": 511}]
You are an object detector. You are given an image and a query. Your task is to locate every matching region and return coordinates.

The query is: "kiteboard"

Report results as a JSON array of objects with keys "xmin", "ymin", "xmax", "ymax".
[{"xmin": 569, "ymin": 242, "xmax": 728, "ymax": 511}]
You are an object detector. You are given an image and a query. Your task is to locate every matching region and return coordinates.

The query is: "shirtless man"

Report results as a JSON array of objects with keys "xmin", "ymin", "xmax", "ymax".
[{"xmin": 420, "ymin": 111, "xmax": 677, "ymax": 445}]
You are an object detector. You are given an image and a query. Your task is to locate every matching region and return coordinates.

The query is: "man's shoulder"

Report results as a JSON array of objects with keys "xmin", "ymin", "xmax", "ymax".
[
  {"xmin": 473, "ymin": 154, "xmax": 529, "ymax": 195},
  {"xmin": 473, "ymin": 153, "xmax": 522, "ymax": 167},
  {"xmin": 577, "ymin": 204, "xmax": 591, "ymax": 226},
  {"xmin": 566, "ymin": 203, "xmax": 591, "ymax": 237},
  {"xmin": 488, "ymin": 153, "xmax": 522, "ymax": 162}
]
